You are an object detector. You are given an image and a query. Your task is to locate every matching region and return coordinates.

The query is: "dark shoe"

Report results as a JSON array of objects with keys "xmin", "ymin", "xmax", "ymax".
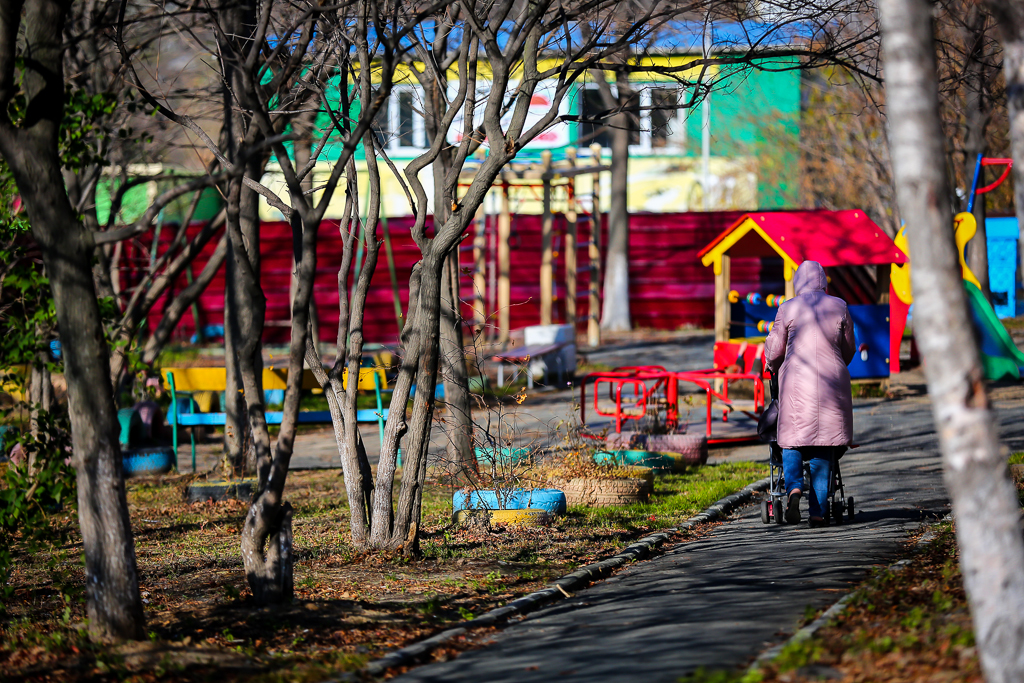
[
  {"xmin": 785, "ymin": 492, "xmax": 801, "ymax": 524},
  {"xmin": 808, "ymin": 517, "xmax": 829, "ymax": 528}
]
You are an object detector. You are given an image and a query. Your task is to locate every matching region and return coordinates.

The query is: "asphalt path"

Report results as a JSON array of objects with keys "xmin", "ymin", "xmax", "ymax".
[{"xmin": 394, "ymin": 389, "xmax": 1024, "ymax": 682}]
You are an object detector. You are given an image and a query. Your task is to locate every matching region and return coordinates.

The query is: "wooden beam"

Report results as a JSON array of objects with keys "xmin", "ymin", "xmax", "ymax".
[
  {"xmin": 714, "ymin": 254, "xmax": 731, "ymax": 342},
  {"xmin": 498, "ymin": 182, "xmax": 511, "ymax": 343},
  {"xmin": 588, "ymin": 143, "xmax": 603, "ymax": 348},
  {"xmin": 565, "ymin": 147, "xmax": 578, "ymax": 332},
  {"xmin": 540, "ymin": 150, "xmax": 553, "ymax": 326},
  {"xmin": 472, "ymin": 201, "xmax": 486, "ymax": 332},
  {"xmin": 875, "ymin": 264, "xmax": 891, "ymax": 304}
]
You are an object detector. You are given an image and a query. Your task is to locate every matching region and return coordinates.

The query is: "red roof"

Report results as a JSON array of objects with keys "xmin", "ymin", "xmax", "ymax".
[{"xmin": 697, "ymin": 210, "xmax": 908, "ymax": 267}]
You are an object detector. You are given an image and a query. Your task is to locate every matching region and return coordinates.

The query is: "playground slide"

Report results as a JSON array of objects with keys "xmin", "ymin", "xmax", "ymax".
[{"xmin": 965, "ymin": 281, "xmax": 1024, "ymax": 380}]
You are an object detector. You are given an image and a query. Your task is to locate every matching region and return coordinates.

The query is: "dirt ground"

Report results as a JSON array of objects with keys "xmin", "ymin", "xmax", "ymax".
[{"xmin": 0, "ymin": 459, "xmax": 763, "ymax": 682}]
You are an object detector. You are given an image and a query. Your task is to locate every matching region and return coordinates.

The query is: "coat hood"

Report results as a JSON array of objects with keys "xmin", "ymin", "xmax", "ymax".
[{"xmin": 793, "ymin": 261, "xmax": 827, "ymax": 295}]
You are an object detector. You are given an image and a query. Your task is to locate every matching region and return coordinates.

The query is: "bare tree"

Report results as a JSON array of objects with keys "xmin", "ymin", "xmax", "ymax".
[
  {"xmin": 0, "ymin": 0, "xmax": 145, "ymax": 640},
  {"xmin": 592, "ymin": 50, "xmax": 636, "ymax": 333},
  {"xmin": 879, "ymin": 1, "xmax": 1024, "ymax": 681}
]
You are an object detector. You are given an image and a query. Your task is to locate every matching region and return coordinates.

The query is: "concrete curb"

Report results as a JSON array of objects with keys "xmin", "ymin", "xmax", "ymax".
[
  {"xmin": 747, "ymin": 513, "xmax": 952, "ymax": 675},
  {"xmin": 356, "ymin": 477, "xmax": 771, "ymax": 678}
]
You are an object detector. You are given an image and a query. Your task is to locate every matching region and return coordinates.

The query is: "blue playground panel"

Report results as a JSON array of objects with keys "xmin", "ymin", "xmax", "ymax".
[
  {"xmin": 986, "ymin": 217, "xmax": 1018, "ymax": 319},
  {"xmin": 731, "ymin": 299, "xmax": 889, "ymax": 378},
  {"xmin": 729, "ymin": 299, "xmax": 780, "ymax": 339},
  {"xmin": 847, "ymin": 304, "xmax": 890, "ymax": 379}
]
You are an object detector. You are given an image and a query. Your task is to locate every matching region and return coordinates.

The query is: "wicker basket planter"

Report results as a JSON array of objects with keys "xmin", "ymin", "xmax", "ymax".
[{"xmin": 549, "ymin": 466, "xmax": 653, "ymax": 507}]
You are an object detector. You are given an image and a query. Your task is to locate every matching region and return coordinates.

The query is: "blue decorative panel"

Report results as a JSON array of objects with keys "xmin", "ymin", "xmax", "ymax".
[
  {"xmin": 847, "ymin": 304, "xmax": 891, "ymax": 379},
  {"xmin": 986, "ymin": 217, "xmax": 1018, "ymax": 319}
]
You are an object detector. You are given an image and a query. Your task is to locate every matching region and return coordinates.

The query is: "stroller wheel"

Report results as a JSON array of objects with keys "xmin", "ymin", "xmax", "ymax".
[
  {"xmin": 761, "ymin": 500, "xmax": 770, "ymax": 524},
  {"xmin": 847, "ymin": 496, "xmax": 855, "ymax": 521},
  {"xmin": 773, "ymin": 496, "xmax": 785, "ymax": 524}
]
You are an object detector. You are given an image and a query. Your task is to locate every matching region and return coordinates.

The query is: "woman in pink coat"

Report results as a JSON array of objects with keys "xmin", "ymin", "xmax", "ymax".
[{"xmin": 764, "ymin": 260, "xmax": 856, "ymax": 526}]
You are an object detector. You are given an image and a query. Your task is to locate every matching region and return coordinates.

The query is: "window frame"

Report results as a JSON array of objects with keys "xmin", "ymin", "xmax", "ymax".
[
  {"xmin": 379, "ymin": 84, "xmax": 429, "ymax": 154},
  {"xmin": 579, "ymin": 82, "xmax": 688, "ymax": 155}
]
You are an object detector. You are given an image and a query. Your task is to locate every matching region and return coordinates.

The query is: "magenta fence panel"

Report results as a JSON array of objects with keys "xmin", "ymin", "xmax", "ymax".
[{"xmin": 120, "ymin": 211, "xmax": 783, "ymax": 347}]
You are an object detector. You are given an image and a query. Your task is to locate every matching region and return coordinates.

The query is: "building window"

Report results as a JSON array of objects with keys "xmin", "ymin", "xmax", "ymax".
[
  {"xmin": 579, "ymin": 83, "xmax": 686, "ymax": 153},
  {"xmin": 579, "ymin": 87, "xmax": 639, "ymax": 149},
  {"xmin": 650, "ymin": 88, "xmax": 684, "ymax": 149},
  {"xmin": 371, "ymin": 85, "xmax": 428, "ymax": 152}
]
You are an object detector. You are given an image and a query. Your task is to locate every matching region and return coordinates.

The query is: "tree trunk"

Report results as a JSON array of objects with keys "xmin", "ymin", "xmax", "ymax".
[
  {"xmin": 390, "ymin": 251, "xmax": 445, "ymax": 552},
  {"xmin": 422, "ymin": 70, "xmax": 475, "ymax": 478},
  {"xmin": 240, "ymin": 203, "xmax": 317, "ymax": 603},
  {"xmin": 0, "ymin": 0, "xmax": 145, "ymax": 641},
  {"xmin": 880, "ymin": 1, "xmax": 1024, "ymax": 681},
  {"xmin": 963, "ymin": 5, "xmax": 991, "ymax": 298},
  {"xmin": 224, "ymin": 237, "xmax": 249, "ymax": 475},
  {"xmin": 223, "ymin": 164, "xmax": 262, "ymax": 476},
  {"xmin": 439, "ymin": 250, "xmax": 475, "ymax": 479},
  {"xmin": 598, "ymin": 70, "xmax": 632, "ymax": 333}
]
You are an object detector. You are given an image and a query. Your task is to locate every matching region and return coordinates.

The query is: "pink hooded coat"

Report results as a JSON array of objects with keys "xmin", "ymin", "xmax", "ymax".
[{"xmin": 764, "ymin": 261, "xmax": 856, "ymax": 448}]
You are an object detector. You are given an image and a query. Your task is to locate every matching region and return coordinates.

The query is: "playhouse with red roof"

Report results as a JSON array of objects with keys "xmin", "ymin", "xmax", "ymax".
[{"xmin": 697, "ymin": 210, "xmax": 908, "ymax": 379}]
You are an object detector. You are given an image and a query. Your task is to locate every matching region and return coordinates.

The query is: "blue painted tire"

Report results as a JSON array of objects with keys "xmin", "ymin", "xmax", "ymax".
[
  {"xmin": 474, "ymin": 447, "xmax": 531, "ymax": 468},
  {"xmin": 594, "ymin": 450, "xmax": 674, "ymax": 472},
  {"xmin": 123, "ymin": 446, "xmax": 175, "ymax": 477},
  {"xmin": 453, "ymin": 488, "xmax": 567, "ymax": 515}
]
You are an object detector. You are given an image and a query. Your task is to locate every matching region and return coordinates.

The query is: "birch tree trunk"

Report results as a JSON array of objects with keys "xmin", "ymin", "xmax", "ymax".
[
  {"xmin": 597, "ymin": 69, "xmax": 632, "ymax": 333},
  {"xmin": 880, "ymin": 1, "xmax": 1024, "ymax": 680},
  {"xmin": 0, "ymin": 0, "xmax": 145, "ymax": 640}
]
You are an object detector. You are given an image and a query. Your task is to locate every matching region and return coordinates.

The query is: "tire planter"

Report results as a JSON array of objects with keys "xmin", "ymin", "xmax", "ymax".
[
  {"xmin": 593, "ymin": 450, "xmax": 674, "ymax": 472},
  {"xmin": 186, "ymin": 479, "xmax": 255, "ymax": 503},
  {"xmin": 453, "ymin": 488, "xmax": 567, "ymax": 515},
  {"xmin": 550, "ymin": 466, "xmax": 653, "ymax": 507},
  {"xmin": 122, "ymin": 446, "xmax": 175, "ymax": 477},
  {"xmin": 453, "ymin": 508, "xmax": 550, "ymax": 527},
  {"xmin": 605, "ymin": 433, "xmax": 708, "ymax": 468},
  {"xmin": 474, "ymin": 447, "xmax": 531, "ymax": 468}
]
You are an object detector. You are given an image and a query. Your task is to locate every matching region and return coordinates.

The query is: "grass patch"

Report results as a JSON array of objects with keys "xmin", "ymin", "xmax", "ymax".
[
  {"xmin": 678, "ymin": 523, "xmax": 978, "ymax": 683},
  {"xmin": 763, "ymin": 524, "xmax": 977, "ymax": 682}
]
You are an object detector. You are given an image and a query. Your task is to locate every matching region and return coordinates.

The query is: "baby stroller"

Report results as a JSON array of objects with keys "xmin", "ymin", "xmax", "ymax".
[{"xmin": 759, "ymin": 371, "xmax": 855, "ymax": 525}]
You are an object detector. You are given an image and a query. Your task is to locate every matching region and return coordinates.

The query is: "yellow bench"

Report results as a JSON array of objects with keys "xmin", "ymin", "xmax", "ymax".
[{"xmin": 163, "ymin": 366, "xmax": 388, "ymax": 471}]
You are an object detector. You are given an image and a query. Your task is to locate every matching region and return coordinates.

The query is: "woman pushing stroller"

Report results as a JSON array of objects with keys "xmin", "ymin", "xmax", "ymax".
[{"xmin": 764, "ymin": 261, "xmax": 856, "ymax": 527}]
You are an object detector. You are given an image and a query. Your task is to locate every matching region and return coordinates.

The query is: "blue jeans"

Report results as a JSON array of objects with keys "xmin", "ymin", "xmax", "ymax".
[{"xmin": 782, "ymin": 447, "xmax": 833, "ymax": 519}]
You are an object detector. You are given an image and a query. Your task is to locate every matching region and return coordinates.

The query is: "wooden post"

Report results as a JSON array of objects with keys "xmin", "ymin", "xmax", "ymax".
[
  {"xmin": 784, "ymin": 264, "xmax": 796, "ymax": 300},
  {"xmin": 540, "ymin": 150, "xmax": 553, "ymax": 326},
  {"xmin": 588, "ymin": 143, "xmax": 603, "ymax": 348},
  {"xmin": 565, "ymin": 147, "xmax": 578, "ymax": 332},
  {"xmin": 498, "ymin": 181, "xmax": 511, "ymax": 343},
  {"xmin": 472, "ymin": 201, "xmax": 487, "ymax": 333},
  {"xmin": 714, "ymin": 254, "xmax": 731, "ymax": 342}
]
